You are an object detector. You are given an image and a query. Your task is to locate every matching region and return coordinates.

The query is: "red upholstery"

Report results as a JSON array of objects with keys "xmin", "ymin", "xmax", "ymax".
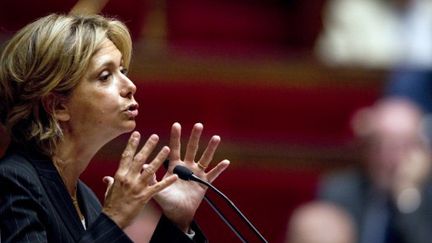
[
  {"xmin": 0, "ymin": 0, "xmax": 325, "ymax": 52},
  {"xmin": 167, "ymin": 0, "xmax": 326, "ymax": 51},
  {"xmin": 129, "ymin": 79, "xmax": 378, "ymax": 145}
]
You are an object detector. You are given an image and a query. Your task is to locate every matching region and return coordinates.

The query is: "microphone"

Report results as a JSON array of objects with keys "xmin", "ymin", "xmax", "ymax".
[
  {"xmin": 173, "ymin": 165, "xmax": 195, "ymax": 181},
  {"xmin": 173, "ymin": 165, "xmax": 268, "ymax": 243}
]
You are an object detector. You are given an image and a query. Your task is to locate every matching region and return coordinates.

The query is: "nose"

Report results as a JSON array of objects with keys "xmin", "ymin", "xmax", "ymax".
[{"xmin": 120, "ymin": 75, "xmax": 136, "ymax": 98}]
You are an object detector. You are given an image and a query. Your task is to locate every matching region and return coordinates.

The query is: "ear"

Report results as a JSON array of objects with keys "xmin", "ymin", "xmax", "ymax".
[{"xmin": 42, "ymin": 93, "xmax": 70, "ymax": 122}]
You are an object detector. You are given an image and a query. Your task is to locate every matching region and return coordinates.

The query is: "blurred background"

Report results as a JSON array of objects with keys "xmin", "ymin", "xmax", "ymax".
[{"xmin": 1, "ymin": 0, "xmax": 432, "ymax": 242}]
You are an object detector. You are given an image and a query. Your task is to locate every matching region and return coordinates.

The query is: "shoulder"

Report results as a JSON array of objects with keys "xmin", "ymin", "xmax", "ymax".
[
  {"xmin": 318, "ymin": 168, "xmax": 366, "ymax": 201},
  {"xmin": 0, "ymin": 152, "xmax": 46, "ymax": 200},
  {"xmin": 320, "ymin": 168, "xmax": 363, "ymax": 186},
  {"xmin": 0, "ymin": 152, "xmax": 39, "ymax": 182}
]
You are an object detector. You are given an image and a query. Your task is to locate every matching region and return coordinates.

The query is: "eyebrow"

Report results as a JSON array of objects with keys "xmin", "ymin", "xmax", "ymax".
[
  {"xmin": 92, "ymin": 58, "xmax": 125, "ymax": 73},
  {"xmin": 95, "ymin": 56, "xmax": 124, "ymax": 67}
]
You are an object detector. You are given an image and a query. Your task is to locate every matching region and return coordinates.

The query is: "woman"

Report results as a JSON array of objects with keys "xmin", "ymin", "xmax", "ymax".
[{"xmin": 0, "ymin": 14, "xmax": 230, "ymax": 242}]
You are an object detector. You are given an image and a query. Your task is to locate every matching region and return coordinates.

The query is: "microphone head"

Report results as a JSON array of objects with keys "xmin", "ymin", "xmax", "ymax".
[{"xmin": 173, "ymin": 165, "xmax": 193, "ymax": 181}]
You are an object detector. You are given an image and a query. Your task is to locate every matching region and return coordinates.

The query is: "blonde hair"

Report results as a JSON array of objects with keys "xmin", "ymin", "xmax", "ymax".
[{"xmin": 0, "ymin": 13, "xmax": 132, "ymax": 155}]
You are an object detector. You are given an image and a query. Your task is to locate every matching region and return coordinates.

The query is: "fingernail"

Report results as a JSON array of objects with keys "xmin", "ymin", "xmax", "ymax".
[{"xmin": 150, "ymin": 134, "xmax": 159, "ymax": 140}]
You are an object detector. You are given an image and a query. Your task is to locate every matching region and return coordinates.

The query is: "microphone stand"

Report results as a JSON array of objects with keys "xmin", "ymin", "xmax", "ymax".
[
  {"xmin": 191, "ymin": 174, "xmax": 268, "ymax": 243},
  {"xmin": 167, "ymin": 161, "xmax": 247, "ymax": 241},
  {"xmin": 203, "ymin": 195, "xmax": 247, "ymax": 243}
]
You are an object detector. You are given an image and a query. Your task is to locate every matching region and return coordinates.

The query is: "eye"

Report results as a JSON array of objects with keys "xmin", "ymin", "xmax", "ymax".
[
  {"xmin": 98, "ymin": 70, "xmax": 111, "ymax": 81},
  {"xmin": 120, "ymin": 67, "xmax": 128, "ymax": 75}
]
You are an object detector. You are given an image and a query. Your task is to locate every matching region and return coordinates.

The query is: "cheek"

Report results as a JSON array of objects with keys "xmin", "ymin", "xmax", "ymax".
[
  {"xmin": 70, "ymin": 93, "xmax": 118, "ymax": 125},
  {"xmin": 85, "ymin": 98, "xmax": 117, "ymax": 122}
]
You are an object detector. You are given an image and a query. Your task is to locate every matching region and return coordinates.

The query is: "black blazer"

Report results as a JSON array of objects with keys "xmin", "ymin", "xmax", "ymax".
[{"xmin": 0, "ymin": 146, "xmax": 206, "ymax": 242}]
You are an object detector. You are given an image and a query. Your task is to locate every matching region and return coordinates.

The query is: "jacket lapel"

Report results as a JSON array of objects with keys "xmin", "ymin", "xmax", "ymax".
[
  {"xmin": 26, "ymin": 154, "xmax": 86, "ymax": 241},
  {"xmin": 77, "ymin": 181, "xmax": 101, "ymax": 227}
]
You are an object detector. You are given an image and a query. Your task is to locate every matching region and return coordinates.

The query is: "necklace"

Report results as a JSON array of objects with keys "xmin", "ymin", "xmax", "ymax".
[
  {"xmin": 52, "ymin": 157, "xmax": 85, "ymax": 222},
  {"xmin": 71, "ymin": 192, "xmax": 85, "ymax": 222}
]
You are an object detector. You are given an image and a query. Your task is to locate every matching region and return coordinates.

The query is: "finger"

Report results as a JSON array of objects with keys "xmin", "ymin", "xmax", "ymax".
[
  {"xmin": 148, "ymin": 174, "xmax": 178, "ymax": 194},
  {"xmin": 130, "ymin": 134, "xmax": 159, "ymax": 174},
  {"xmin": 117, "ymin": 131, "xmax": 140, "ymax": 175},
  {"xmin": 140, "ymin": 146, "xmax": 170, "ymax": 181},
  {"xmin": 207, "ymin": 160, "xmax": 230, "ymax": 183},
  {"xmin": 142, "ymin": 164, "xmax": 158, "ymax": 185},
  {"xmin": 184, "ymin": 123, "xmax": 203, "ymax": 163},
  {"xmin": 198, "ymin": 135, "xmax": 221, "ymax": 168},
  {"xmin": 169, "ymin": 122, "xmax": 182, "ymax": 161},
  {"xmin": 103, "ymin": 176, "xmax": 114, "ymax": 198}
]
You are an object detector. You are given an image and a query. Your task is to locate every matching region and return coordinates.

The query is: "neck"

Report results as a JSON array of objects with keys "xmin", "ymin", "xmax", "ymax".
[{"xmin": 52, "ymin": 134, "xmax": 105, "ymax": 196}]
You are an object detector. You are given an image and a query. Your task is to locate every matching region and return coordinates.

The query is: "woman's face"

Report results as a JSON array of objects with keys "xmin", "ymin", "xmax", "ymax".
[{"xmin": 63, "ymin": 38, "xmax": 138, "ymax": 141}]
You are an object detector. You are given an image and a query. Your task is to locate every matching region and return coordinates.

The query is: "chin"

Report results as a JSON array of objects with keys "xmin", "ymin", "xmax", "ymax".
[
  {"xmin": 109, "ymin": 121, "xmax": 136, "ymax": 138},
  {"xmin": 123, "ymin": 121, "xmax": 137, "ymax": 132}
]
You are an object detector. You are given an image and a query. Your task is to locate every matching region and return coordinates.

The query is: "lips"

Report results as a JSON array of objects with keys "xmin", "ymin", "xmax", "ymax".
[{"xmin": 124, "ymin": 103, "xmax": 139, "ymax": 118}]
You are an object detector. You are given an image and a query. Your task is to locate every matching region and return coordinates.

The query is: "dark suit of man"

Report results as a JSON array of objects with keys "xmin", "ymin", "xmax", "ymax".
[
  {"xmin": 0, "ymin": 146, "xmax": 206, "ymax": 242},
  {"xmin": 319, "ymin": 169, "xmax": 432, "ymax": 243}
]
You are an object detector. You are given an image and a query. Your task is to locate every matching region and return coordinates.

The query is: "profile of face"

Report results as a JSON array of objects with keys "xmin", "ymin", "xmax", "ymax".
[
  {"xmin": 57, "ymin": 38, "xmax": 138, "ymax": 142},
  {"xmin": 352, "ymin": 99, "xmax": 430, "ymax": 192}
]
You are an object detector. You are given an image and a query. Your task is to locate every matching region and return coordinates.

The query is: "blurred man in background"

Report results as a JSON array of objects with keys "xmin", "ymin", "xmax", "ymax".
[
  {"xmin": 320, "ymin": 98, "xmax": 432, "ymax": 243},
  {"xmin": 288, "ymin": 97, "xmax": 432, "ymax": 243}
]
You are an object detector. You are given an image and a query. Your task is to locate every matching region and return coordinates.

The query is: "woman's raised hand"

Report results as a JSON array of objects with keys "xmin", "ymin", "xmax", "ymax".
[
  {"xmin": 102, "ymin": 131, "xmax": 178, "ymax": 229},
  {"xmin": 154, "ymin": 122, "xmax": 230, "ymax": 232}
]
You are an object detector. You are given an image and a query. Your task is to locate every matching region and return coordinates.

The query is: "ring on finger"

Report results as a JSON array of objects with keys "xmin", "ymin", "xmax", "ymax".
[{"xmin": 197, "ymin": 162, "xmax": 207, "ymax": 170}]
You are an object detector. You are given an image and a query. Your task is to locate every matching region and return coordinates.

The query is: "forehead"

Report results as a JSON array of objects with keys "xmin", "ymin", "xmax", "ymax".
[
  {"xmin": 373, "ymin": 106, "xmax": 420, "ymax": 137},
  {"xmin": 90, "ymin": 39, "xmax": 123, "ymax": 67}
]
